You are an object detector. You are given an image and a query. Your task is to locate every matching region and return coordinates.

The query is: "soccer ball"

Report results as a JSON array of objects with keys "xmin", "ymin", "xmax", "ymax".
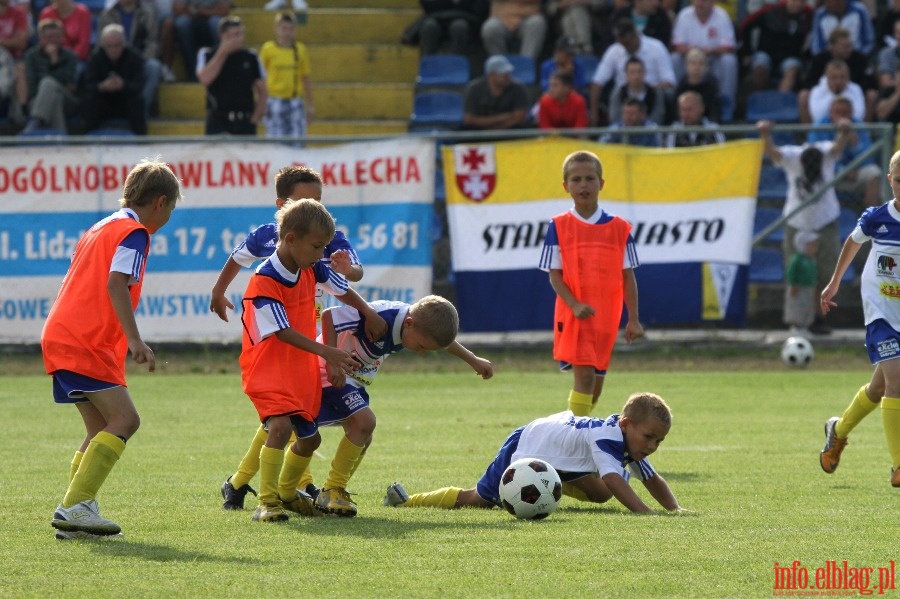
[
  {"xmin": 781, "ymin": 336, "xmax": 814, "ymax": 368},
  {"xmin": 498, "ymin": 458, "xmax": 562, "ymax": 520}
]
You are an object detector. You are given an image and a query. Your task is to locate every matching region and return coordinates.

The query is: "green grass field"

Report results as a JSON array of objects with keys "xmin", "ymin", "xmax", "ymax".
[{"xmin": 1, "ymin": 349, "xmax": 896, "ymax": 598}]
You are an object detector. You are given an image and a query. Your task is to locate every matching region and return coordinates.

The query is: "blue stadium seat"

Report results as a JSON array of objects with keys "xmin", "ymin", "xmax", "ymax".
[
  {"xmin": 409, "ymin": 91, "xmax": 464, "ymax": 130},
  {"xmin": 719, "ymin": 93, "xmax": 733, "ymax": 123},
  {"xmin": 753, "ymin": 207, "xmax": 784, "ymax": 243},
  {"xmin": 18, "ymin": 127, "xmax": 66, "ymax": 137},
  {"xmin": 504, "ymin": 54, "xmax": 536, "ymax": 85},
  {"xmin": 416, "ymin": 54, "xmax": 470, "ymax": 88},
  {"xmin": 749, "ymin": 247, "xmax": 784, "ymax": 283},
  {"xmin": 758, "ymin": 164, "xmax": 787, "ymax": 201},
  {"xmin": 82, "ymin": 0, "xmax": 107, "ymax": 12},
  {"xmin": 574, "ymin": 54, "xmax": 599, "ymax": 80},
  {"xmin": 745, "ymin": 91, "xmax": 800, "ymax": 123}
]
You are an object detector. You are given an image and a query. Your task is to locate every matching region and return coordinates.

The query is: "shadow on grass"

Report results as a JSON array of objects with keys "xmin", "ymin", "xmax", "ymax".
[
  {"xmin": 657, "ymin": 471, "xmax": 705, "ymax": 482},
  {"xmin": 86, "ymin": 540, "xmax": 264, "ymax": 564},
  {"xmin": 278, "ymin": 513, "xmax": 565, "ymax": 535}
]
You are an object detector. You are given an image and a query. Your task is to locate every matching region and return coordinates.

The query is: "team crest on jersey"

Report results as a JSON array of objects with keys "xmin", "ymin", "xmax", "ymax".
[
  {"xmin": 876, "ymin": 253, "xmax": 899, "ymax": 277},
  {"xmin": 453, "ymin": 145, "xmax": 496, "ymax": 202}
]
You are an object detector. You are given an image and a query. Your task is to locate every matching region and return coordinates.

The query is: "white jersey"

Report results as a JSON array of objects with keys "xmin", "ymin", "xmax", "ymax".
[
  {"xmin": 672, "ymin": 5, "xmax": 736, "ymax": 51},
  {"xmin": 511, "ymin": 411, "xmax": 656, "ymax": 482},
  {"xmin": 776, "ymin": 142, "xmax": 840, "ymax": 232},
  {"xmin": 317, "ymin": 300, "xmax": 410, "ymax": 388},
  {"xmin": 853, "ymin": 201, "xmax": 900, "ymax": 326}
]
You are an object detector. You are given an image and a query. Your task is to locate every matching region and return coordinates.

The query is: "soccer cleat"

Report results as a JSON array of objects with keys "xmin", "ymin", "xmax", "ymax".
[
  {"xmin": 56, "ymin": 530, "xmax": 124, "ymax": 540},
  {"xmin": 221, "ymin": 476, "xmax": 257, "ymax": 510},
  {"xmin": 819, "ymin": 416, "xmax": 848, "ymax": 473},
  {"xmin": 303, "ymin": 483, "xmax": 320, "ymax": 501},
  {"xmin": 263, "ymin": 0, "xmax": 285, "ymax": 9},
  {"xmin": 51, "ymin": 500, "xmax": 121, "ymax": 535},
  {"xmin": 314, "ymin": 487, "xmax": 358, "ymax": 517},
  {"xmin": 280, "ymin": 490, "xmax": 323, "ymax": 517},
  {"xmin": 251, "ymin": 503, "xmax": 289, "ymax": 522},
  {"xmin": 383, "ymin": 482, "xmax": 409, "ymax": 507},
  {"xmin": 892, "ymin": 468, "xmax": 900, "ymax": 488}
]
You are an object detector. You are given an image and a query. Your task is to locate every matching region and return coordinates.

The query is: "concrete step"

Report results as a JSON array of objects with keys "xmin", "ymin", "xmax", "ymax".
[
  {"xmin": 308, "ymin": 44, "xmax": 418, "ymax": 83},
  {"xmin": 236, "ymin": 8, "xmax": 418, "ymax": 47},
  {"xmin": 158, "ymin": 82, "xmax": 413, "ymax": 120},
  {"xmin": 148, "ymin": 118, "xmax": 409, "ymax": 137},
  {"xmin": 238, "ymin": 0, "xmax": 418, "ymax": 8}
]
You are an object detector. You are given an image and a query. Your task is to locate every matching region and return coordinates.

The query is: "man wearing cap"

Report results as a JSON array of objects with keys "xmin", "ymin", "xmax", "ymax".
[{"xmin": 463, "ymin": 54, "xmax": 529, "ymax": 129}]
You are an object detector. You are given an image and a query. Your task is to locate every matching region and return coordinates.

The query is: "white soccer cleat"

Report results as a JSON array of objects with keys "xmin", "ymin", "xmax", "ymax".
[
  {"xmin": 292, "ymin": 0, "xmax": 308, "ymax": 9},
  {"xmin": 383, "ymin": 482, "xmax": 409, "ymax": 506},
  {"xmin": 263, "ymin": 0, "xmax": 286, "ymax": 9},
  {"xmin": 51, "ymin": 499, "xmax": 121, "ymax": 535}
]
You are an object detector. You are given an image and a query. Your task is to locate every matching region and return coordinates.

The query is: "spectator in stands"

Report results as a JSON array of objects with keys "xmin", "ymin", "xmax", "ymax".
[
  {"xmin": 670, "ymin": 0, "xmax": 737, "ymax": 115},
  {"xmin": 544, "ymin": 0, "xmax": 603, "ymax": 55},
  {"xmin": 808, "ymin": 96, "xmax": 883, "ymax": 210},
  {"xmin": 81, "ymin": 23, "xmax": 147, "ymax": 134},
  {"xmin": 590, "ymin": 19, "xmax": 675, "ymax": 126},
  {"xmin": 0, "ymin": 46, "xmax": 13, "ymax": 121},
  {"xmin": 260, "ymin": 11, "xmax": 312, "ymax": 141},
  {"xmin": 173, "ymin": 0, "xmax": 230, "ymax": 82},
  {"xmin": 810, "ymin": 0, "xmax": 874, "ymax": 57},
  {"xmin": 739, "ymin": 0, "xmax": 812, "ymax": 93},
  {"xmin": 674, "ymin": 48, "xmax": 722, "ymax": 123},
  {"xmin": 39, "ymin": 0, "xmax": 92, "ymax": 63},
  {"xmin": 462, "ymin": 53, "xmax": 529, "ymax": 129},
  {"xmin": 877, "ymin": 20, "xmax": 900, "ymax": 91},
  {"xmin": 540, "ymin": 35, "xmax": 586, "ymax": 93},
  {"xmin": 99, "ymin": 0, "xmax": 163, "ymax": 117},
  {"xmin": 414, "ymin": 0, "xmax": 487, "ymax": 56},
  {"xmin": 20, "ymin": 18, "xmax": 80, "ymax": 132},
  {"xmin": 802, "ymin": 59, "xmax": 866, "ymax": 124},
  {"xmin": 537, "ymin": 71, "xmax": 587, "ymax": 131},
  {"xmin": 0, "ymin": 0, "xmax": 29, "ymax": 60},
  {"xmin": 877, "ymin": 0, "xmax": 900, "ymax": 51},
  {"xmin": 610, "ymin": 0, "xmax": 672, "ymax": 49},
  {"xmin": 876, "ymin": 52, "xmax": 900, "ymax": 123},
  {"xmin": 665, "ymin": 90, "xmax": 724, "ymax": 147},
  {"xmin": 757, "ymin": 117, "xmax": 852, "ymax": 336},
  {"xmin": 607, "ymin": 56, "xmax": 666, "ymax": 125},
  {"xmin": 154, "ymin": 0, "xmax": 178, "ymax": 82},
  {"xmin": 800, "ymin": 27, "xmax": 876, "ymax": 122},
  {"xmin": 480, "ymin": 0, "xmax": 547, "ymax": 61},
  {"xmin": 600, "ymin": 97, "xmax": 662, "ymax": 146},
  {"xmin": 197, "ymin": 16, "xmax": 264, "ymax": 135}
]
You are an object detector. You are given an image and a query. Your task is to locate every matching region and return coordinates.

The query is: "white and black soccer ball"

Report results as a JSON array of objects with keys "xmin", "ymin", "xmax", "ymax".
[
  {"xmin": 781, "ymin": 335, "xmax": 814, "ymax": 368},
  {"xmin": 498, "ymin": 458, "xmax": 562, "ymax": 520}
]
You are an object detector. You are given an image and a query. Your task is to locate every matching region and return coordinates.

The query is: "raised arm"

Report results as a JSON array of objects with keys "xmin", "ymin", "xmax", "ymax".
[{"xmin": 445, "ymin": 341, "xmax": 493, "ymax": 379}]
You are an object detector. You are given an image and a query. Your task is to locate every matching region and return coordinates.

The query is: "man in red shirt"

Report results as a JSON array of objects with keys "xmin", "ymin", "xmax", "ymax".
[{"xmin": 537, "ymin": 71, "xmax": 587, "ymax": 132}]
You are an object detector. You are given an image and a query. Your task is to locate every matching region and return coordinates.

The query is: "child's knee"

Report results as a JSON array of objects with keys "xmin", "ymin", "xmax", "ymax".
[{"xmin": 350, "ymin": 410, "xmax": 376, "ymax": 437}]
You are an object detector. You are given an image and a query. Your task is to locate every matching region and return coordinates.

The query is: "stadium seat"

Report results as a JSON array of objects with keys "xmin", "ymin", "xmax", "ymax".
[
  {"xmin": 753, "ymin": 207, "xmax": 784, "ymax": 243},
  {"xmin": 720, "ymin": 93, "xmax": 733, "ymax": 123},
  {"xmin": 749, "ymin": 247, "xmax": 784, "ymax": 283},
  {"xmin": 757, "ymin": 164, "xmax": 787, "ymax": 201},
  {"xmin": 745, "ymin": 91, "xmax": 800, "ymax": 123},
  {"xmin": 574, "ymin": 54, "xmax": 599, "ymax": 80},
  {"xmin": 82, "ymin": 0, "xmax": 107, "ymax": 11},
  {"xmin": 416, "ymin": 54, "xmax": 470, "ymax": 88},
  {"xmin": 504, "ymin": 54, "xmax": 536, "ymax": 85},
  {"xmin": 409, "ymin": 91, "xmax": 464, "ymax": 130},
  {"xmin": 17, "ymin": 127, "xmax": 66, "ymax": 137}
]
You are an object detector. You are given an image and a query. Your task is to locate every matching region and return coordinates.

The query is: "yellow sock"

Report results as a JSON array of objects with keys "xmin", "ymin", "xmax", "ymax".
[
  {"xmin": 231, "ymin": 425, "xmax": 268, "ymax": 489},
  {"xmin": 63, "ymin": 431, "xmax": 125, "ymax": 507},
  {"xmin": 277, "ymin": 448, "xmax": 312, "ymax": 501},
  {"xmin": 403, "ymin": 487, "xmax": 462, "ymax": 509},
  {"xmin": 561, "ymin": 481, "xmax": 589, "ymax": 502},
  {"xmin": 347, "ymin": 447, "xmax": 367, "ymax": 480},
  {"xmin": 297, "ymin": 466, "xmax": 314, "ymax": 491},
  {"xmin": 258, "ymin": 446, "xmax": 285, "ymax": 505},
  {"xmin": 323, "ymin": 436, "xmax": 365, "ymax": 490},
  {"xmin": 568, "ymin": 390, "xmax": 593, "ymax": 416},
  {"xmin": 69, "ymin": 450, "xmax": 84, "ymax": 483},
  {"xmin": 835, "ymin": 385, "xmax": 879, "ymax": 439},
  {"xmin": 881, "ymin": 397, "xmax": 900, "ymax": 469}
]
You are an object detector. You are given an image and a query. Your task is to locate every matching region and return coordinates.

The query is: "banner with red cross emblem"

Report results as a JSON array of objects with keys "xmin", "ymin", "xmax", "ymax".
[{"xmin": 453, "ymin": 145, "xmax": 496, "ymax": 202}]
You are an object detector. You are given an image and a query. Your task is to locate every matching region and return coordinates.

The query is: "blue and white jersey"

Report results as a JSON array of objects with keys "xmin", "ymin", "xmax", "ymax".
[
  {"xmin": 511, "ymin": 410, "xmax": 656, "ymax": 482},
  {"xmin": 249, "ymin": 254, "xmax": 332, "ymax": 340},
  {"xmin": 853, "ymin": 201, "xmax": 900, "ymax": 327},
  {"xmin": 230, "ymin": 222, "xmax": 356, "ymax": 329},
  {"xmin": 318, "ymin": 300, "xmax": 410, "ymax": 388},
  {"xmin": 538, "ymin": 208, "xmax": 639, "ymax": 272}
]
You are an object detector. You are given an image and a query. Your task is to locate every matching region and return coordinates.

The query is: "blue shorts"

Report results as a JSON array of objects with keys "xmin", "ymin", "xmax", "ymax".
[
  {"xmin": 559, "ymin": 361, "xmax": 607, "ymax": 377},
  {"xmin": 866, "ymin": 319, "xmax": 900, "ymax": 364},
  {"xmin": 52, "ymin": 370, "xmax": 119, "ymax": 404},
  {"xmin": 475, "ymin": 427, "xmax": 523, "ymax": 506},
  {"xmin": 263, "ymin": 414, "xmax": 318, "ymax": 439},
  {"xmin": 318, "ymin": 384, "xmax": 370, "ymax": 426}
]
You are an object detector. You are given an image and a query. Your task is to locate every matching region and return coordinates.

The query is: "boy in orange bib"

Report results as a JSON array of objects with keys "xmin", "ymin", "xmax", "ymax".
[{"xmin": 538, "ymin": 150, "xmax": 644, "ymax": 415}]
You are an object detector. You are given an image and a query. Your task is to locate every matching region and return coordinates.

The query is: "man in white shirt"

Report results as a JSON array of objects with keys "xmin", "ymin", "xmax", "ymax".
[{"xmin": 671, "ymin": 0, "xmax": 737, "ymax": 113}]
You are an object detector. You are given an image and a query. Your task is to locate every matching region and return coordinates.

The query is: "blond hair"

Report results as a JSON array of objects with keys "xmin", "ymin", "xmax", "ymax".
[
  {"xmin": 275, "ymin": 165, "xmax": 323, "ymax": 200},
  {"xmin": 889, "ymin": 149, "xmax": 900, "ymax": 176},
  {"xmin": 562, "ymin": 150, "xmax": 602, "ymax": 181},
  {"xmin": 275, "ymin": 198, "xmax": 335, "ymax": 241},
  {"xmin": 622, "ymin": 392, "xmax": 672, "ymax": 428},
  {"xmin": 120, "ymin": 157, "xmax": 182, "ymax": 208},
  {"xmin": 408, "ymin": 295, "xmax": 459, "ymax": 348}
]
